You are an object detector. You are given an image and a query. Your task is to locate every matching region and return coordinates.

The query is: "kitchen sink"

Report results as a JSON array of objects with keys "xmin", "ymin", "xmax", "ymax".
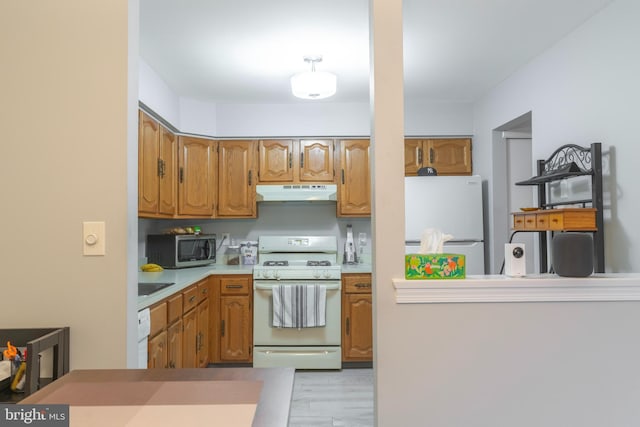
[{"xmin": 138, "ymin": 282, "xmax": 174, "ymax": 297}]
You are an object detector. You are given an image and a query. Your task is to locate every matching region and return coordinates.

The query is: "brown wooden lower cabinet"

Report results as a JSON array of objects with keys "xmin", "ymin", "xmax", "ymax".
[
  {"xmin": 210, "ymin": 275, "xmax": 253, "ymax": 364},
  {"xmin": 342, "ymin": 273, "xmax": 373, "ymax": 362},
  {"xmin": 166, "ymin": 319, "xmax": 182, "ymax": 369},
  {"xmin": 196, "ymin": 297, "xmax": 210, "ymax": 367},
  {"xmin": 148, "ymin": 330, "xmax": 167, "ymax": 369},
  {"xmin": 182, "ymin": 308, "xmax": 198, "ymax": 368},
  {"xmin": 147, "ymin": 278, "xmax": 210, "ymax": 368}
]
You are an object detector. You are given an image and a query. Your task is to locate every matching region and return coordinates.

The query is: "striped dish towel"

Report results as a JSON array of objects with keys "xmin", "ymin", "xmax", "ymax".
[{"xmin": 272, "ymin": 284, "xmax": 327, "ymax": 328}]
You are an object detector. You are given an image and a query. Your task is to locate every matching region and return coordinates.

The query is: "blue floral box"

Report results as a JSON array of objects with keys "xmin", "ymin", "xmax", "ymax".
[{"xmin": 405, "ymin": 254, "xmax": 466, "ymax": 280}]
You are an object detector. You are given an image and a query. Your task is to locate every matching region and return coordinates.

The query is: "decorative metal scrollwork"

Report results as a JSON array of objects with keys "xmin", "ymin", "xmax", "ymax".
[{"xmin": 543, "ymin": 144, "xmax": 592, "ymax": 174}]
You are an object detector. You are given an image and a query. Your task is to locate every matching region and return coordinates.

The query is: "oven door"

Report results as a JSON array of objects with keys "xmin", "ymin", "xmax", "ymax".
[{"xmin": 253, "ymin": 280, "xmax": 341, "ymax": 346}]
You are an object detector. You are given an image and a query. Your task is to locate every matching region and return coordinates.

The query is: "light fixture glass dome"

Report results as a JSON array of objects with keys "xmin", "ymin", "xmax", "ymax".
[{"xmin": 291, "ymin": 56, "xmax": 337, "ymax": 100}]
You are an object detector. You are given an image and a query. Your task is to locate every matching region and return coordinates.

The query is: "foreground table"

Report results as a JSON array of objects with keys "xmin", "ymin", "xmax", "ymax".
[{"xmin": 21, "ymin": 367, "xmax": 295, "ymax": 427}]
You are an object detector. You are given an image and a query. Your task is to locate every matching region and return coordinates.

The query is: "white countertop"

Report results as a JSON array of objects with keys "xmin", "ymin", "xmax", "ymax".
[
  {"xmin": 393, "ymin": 273, "xmax": 640, "ymax": 303},
  {"xmin": 340, "ymin": 263, "xmax": 373, "ymax": 274},
  {"xmin": 138, "ymin": 263, "xmax": 373, "ymax": 310},
  {"xmin": 137, "ymin": 264, "xmax": 253, "ymax": 310}
]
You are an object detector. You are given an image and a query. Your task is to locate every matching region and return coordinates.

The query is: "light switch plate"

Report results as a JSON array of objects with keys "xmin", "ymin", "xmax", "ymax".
[{"xmin": 83, "ymin": 221, "xmax": 105, "ymax": 256}]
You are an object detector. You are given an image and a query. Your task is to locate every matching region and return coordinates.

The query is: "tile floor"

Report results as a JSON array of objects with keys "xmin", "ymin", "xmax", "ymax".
[{"xmin": 288, "ymin": 368, "xmax": 374, "ymax": 427}]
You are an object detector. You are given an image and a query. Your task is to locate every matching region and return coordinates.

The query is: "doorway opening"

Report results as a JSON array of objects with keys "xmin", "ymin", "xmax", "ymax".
[{"xmin": 491, "ymin": 112, "xmax": 536, "ymax": 273}]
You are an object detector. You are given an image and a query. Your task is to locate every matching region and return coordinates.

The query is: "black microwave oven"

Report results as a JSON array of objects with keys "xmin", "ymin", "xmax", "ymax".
[{"xmin": 146, "ymin": 234, "xmax": 216, "ymax": 268}]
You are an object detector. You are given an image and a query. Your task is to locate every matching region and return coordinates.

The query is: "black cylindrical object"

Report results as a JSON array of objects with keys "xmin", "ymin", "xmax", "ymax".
[{"xmin": 552, "ymin": 232, "xmax": 594, "ymax": 277}]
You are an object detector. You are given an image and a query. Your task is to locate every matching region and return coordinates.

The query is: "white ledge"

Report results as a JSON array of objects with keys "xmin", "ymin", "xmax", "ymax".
[{"xmin": 393, "ymin": 274, "xmax": 640, "ymax": 303}]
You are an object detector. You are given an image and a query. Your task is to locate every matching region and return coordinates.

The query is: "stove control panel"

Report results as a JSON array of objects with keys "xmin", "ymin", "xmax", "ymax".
[{"xmin": 253, "ymin": 268, "xmax": 341, "ymax": 281}]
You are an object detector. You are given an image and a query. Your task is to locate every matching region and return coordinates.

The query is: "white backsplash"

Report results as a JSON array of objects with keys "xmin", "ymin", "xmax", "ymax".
[{"xmin": 139, "ymin": 202, "xmax": 372, "ymax": 265}]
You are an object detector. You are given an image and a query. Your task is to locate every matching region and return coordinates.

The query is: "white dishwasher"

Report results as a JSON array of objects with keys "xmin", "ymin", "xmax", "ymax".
[{"xmin": 137, "ymin": 308, "xmax": 151, "ymax": 368}]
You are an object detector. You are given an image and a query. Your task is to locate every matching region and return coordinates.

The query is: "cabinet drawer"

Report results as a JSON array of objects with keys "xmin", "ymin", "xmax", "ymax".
[
  {"xmin": 183, "ymin": 285, "xmax": 199, "ymax": 313},
  {"xmin": 149, "ymin": 302, "xmax": 167, "ymax": 337},
  {"xmin": 548, "ymin": 212, "xmax": 564, "ymax": 230},
  {"xmin": 536, "ymin": 214, "xmax": 549, "ymax": 229},
  {"xmin": 197, "ymin": 280, "xmax": 210, "ymax": 303},
  {"xmin": 220, "ymin": 277, "xmax": 250, "ymax": 295},
  {"xmin": 167, "ymin": 293, "xmax": 183, "ymax": 324},
  {"xmin": 523, "ymin": 214, "xmax": 537, "ymax": 229},
  {"xmin": 343, "ymin": 274, "xmax": 372, "ymax": 293},
  {"xmin": 513, "ymin": 214, "xmax": 525, "ymax": 230}
]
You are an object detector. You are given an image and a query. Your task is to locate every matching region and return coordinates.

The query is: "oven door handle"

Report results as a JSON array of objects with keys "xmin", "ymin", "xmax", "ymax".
[{"xmin": 254, "ymin": 283, "xmax": 340, "ymax": 290}]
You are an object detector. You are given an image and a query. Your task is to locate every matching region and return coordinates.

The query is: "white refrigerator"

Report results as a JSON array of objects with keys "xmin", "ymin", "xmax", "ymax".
[{"xmin": 405, "ymin": 175, "xmax": 485, "ymax": 275}]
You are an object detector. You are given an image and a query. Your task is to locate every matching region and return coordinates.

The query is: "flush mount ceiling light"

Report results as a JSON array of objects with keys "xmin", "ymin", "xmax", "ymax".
[{"xmin": 290, "ymin": 56, "xmax": 337, "ymax": 100}]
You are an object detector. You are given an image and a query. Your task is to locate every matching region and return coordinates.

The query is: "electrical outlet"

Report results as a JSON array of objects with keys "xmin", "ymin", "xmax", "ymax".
[{"xmin": 221, "ymin": 233, "xmax": 230, "ymax": 243}]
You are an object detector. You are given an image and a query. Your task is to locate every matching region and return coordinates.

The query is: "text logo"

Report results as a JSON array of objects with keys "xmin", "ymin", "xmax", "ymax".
[{"xmin": 0, "ymin": 405, "xmax": 69, "ymax": 426}]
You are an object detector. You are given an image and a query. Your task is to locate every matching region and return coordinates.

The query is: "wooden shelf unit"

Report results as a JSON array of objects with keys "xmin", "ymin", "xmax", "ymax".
[{"xmin": 513, "ymin": 143, "xmax": 604, "ymax": 273}]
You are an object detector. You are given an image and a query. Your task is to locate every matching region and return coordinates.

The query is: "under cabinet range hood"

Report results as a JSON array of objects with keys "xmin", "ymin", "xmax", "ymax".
[{"xmin": 256, "ymin": 184, "xmax": 337, "ymax": 202}]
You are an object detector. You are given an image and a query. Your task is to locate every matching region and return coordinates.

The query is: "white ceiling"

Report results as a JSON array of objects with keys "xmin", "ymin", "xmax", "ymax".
[{"xmin": 140, "ymin": 0, "xmax": 614, "ymax": 105}]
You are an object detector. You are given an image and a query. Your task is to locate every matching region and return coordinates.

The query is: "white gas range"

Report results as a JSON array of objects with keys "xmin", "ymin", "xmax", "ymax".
[{"xmin": 252, "ymin": 235, "xmax": 342, "ymax": 370}]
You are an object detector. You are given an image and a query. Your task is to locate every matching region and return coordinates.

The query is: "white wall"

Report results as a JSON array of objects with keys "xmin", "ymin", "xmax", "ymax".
[
  {"xmin": 139, "ymin": 58, "xmax": 180, "ymax": 128},
  {"xmin": 211, "ymin": 100, "xmax": 473, "ymax": 137},
  {"xmin": 215, "ymin": 102, "xmax": 370, "ymax": 137},
  {"xmin": 405, "ymin": 101, "xmax": 474, "ymax": 136},
  {"xmin": 179, "ymin": 97, "xmax": 218, "ymax": 136},
  {"xmin": 474, "ymin": 0, "xmax": 640, "ymax": 273}
]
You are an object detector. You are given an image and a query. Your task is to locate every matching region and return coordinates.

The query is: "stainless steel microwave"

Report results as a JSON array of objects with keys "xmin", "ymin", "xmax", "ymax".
[{"xmin": 146, "ymin": 234, "xmax": 216, "ymax": 268}]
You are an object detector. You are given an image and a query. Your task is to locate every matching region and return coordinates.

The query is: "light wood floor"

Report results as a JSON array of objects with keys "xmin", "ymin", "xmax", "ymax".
[{"xmin": 288, "ymin": 368, "xmax": 374, "ymax": 427}]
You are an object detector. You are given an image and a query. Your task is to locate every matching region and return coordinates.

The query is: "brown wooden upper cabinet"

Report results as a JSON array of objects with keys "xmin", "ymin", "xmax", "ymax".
[
  {"xmin": 338, "ymin": 139, "xmax": 371, "ymax": 217},
  {"xmin": 138, "ymin": 111, "xmax": 177, "ymax": 218},
  {"xmin": 218, "ymin": 140, "xmax": 257, "ymax": 218},
  {"xmin": 178, "ymin": 136, "xmax": 217, "ymax": 217},
  {"xmin": 258, "ymin": 139, "xmax": 334, "ymax": 183},
  {"xmin": 404, "ymin": 138, "xmax": 472, "ymax": 176}
]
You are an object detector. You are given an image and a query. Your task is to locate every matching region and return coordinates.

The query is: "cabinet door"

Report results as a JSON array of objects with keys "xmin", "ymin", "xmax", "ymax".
[
  {"xmin": 258, "ymin": 139, "xmax": 294, "ymax": 182},
  {"xmin": 299, "ymin": 139, "xmax": 334, "ymax": 182},
  {"xmin": 197, "ymin": 298, "xmax": 210, "ymax": 368},
  {"xmin": 178, "ymin": 136, "xmax": 217, "ymax": 216},
  {"xmin": 138, "ymin": 111, "xmax": 160, "ymax": 214},
  {"xmin": 158, "ymin": 126, "xmax": 177, "ymax": 216},
  {"xmin": 148, "ymin": 330, "xmax": 167, "ymax": 369},
  {"xmin": 426, "ymin": 138, "xmax": 472, "ymax": 175},
  {"xmin": 182, "ymin": 308, "xmax": 198, "ymax": 368},
  {"xmin": 404, "ymin": 139, "xmax": 424, "ymax": 176},
  {"xmin": 217, "ymin": 140, "xmax": 256, "ymax": 217},
  {"xmin": 167, "ymin": 319, "xmax": 182, "ymax": 369},
  {"xmin": 338, "ymin": 139, "xmax": 370, "ymax": 217},
  {"xmin": 343, "ymin": 293, "xmax": 373, "ymax": 361},
  {"xmin": 220, "ymin": 295, "xmax": 252, "ymax": 362},
  {"xmin": 342, "ymin": 274, "xmax": 373, "ymax": 362}
]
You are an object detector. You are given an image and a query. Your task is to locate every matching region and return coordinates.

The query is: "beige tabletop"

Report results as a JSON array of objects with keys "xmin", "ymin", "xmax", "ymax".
[{"xmin": 21, "ymin": 367, "xmax": 295, "ymax": 427}]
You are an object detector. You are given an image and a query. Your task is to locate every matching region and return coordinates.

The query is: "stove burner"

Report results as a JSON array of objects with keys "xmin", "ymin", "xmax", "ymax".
[
  {"xmin": 307, "ymin": 260, "xmax": 332, "ymax": 266},
  {"xmin": 263, "ymin": 260, "xmax": 289, "ymax": 267}
]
